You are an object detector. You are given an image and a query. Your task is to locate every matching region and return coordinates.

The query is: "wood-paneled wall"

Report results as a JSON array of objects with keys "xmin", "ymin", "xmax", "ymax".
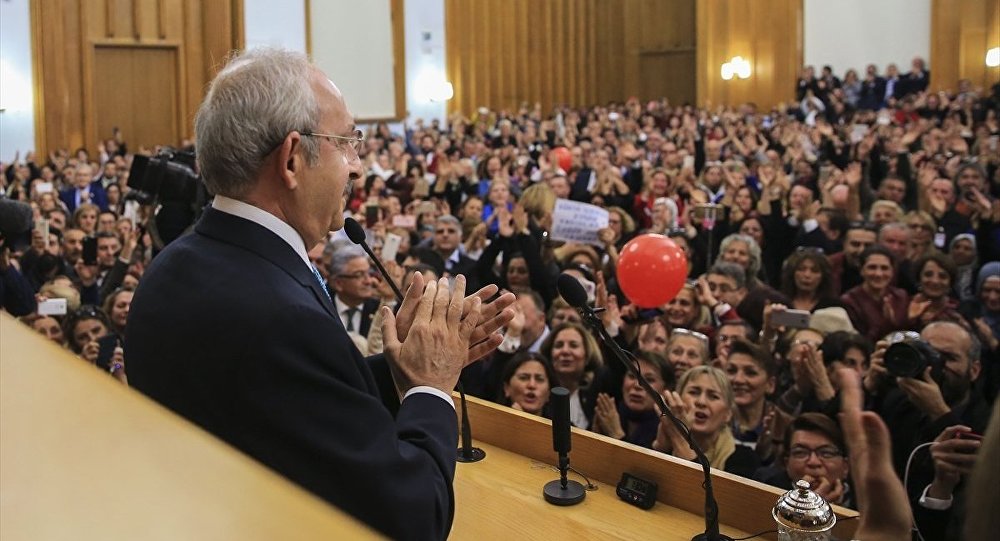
[
  {"xmin": 444, "ymin": 0, "xmax": 806, "ymax": 115},
  {"xmin": 930, "ymin": 0, "xmax": 1000, "ymax": 93},
  {"xmin": 444, "ymin": 0, "xmax": 697, "ymax": 116},
  {"xmin": 31, "ymin": 0, "xmax": 243, "ymax": 157},
  {"xmin": 696, "ymin": 0, "xmax": 802, "ymax": 111}
]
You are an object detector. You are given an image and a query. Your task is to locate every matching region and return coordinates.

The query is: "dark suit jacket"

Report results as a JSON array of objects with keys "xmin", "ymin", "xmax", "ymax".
[
  {"xmin": 126, "ymin": 208, "xmax": 456, "ymax": 540},
  {"xmin": 571, "ymin": 167, "xmax": 594, "ymax": 202},
  {"xmin": 359, "ymin": 297, "xmax": 379, "ymax": 337},
  {"xmin": 59, "ymin": 181, "xmax": 108, "ymax": 213},
  {"xmin": 447, "ymin": 252, "xmax": 481, "ymax": 293}
]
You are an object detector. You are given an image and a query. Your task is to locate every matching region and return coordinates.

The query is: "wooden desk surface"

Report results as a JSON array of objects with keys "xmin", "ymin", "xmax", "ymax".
[
  {"xmin": 0, "ymin": 314, "xmax": 378, "ymax": 540},
  {"xmin": 453, "ymin": 395, "xmax": 858, "ymax": 541},
  {"xmin": 454, "ymin": 440, "xmax": 753, "ymax": 540}
]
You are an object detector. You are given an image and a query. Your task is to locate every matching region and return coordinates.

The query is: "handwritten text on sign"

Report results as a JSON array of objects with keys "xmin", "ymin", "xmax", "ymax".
[{"xmin": 550, "ymin": 199, "xmax": 609, "ymax": 246}]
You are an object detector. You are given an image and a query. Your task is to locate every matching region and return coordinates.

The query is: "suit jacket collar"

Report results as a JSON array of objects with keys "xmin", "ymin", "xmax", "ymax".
[{"xmin": 195, "ymin": 207, "xmax": 336, "ymax": 318}]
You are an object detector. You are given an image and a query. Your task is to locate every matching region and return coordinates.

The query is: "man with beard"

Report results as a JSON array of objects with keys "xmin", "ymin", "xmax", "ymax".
[{"xmin": 866, "ymin": 321, "xmax": 990, "ymax": 480}]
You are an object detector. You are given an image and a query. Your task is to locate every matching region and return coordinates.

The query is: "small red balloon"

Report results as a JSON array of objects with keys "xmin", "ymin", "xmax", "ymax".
[
  {"xmin": 550, "ymin": 147, "xmax": 572, "ymax": 173},
  {"xmin": 617, "ymin": 234, "xmax": 688, "ymax": 308}
]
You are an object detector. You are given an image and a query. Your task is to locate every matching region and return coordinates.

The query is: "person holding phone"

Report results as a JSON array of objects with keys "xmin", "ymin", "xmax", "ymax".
[{"xmin": 911, "ymin": 424, "xmax": 982, "ymax": 540}]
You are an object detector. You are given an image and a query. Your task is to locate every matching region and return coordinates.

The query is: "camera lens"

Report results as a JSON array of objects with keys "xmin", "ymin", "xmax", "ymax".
[{"xmin": 884, "ymin": 342, "xmax": 927, "ymax": 379}]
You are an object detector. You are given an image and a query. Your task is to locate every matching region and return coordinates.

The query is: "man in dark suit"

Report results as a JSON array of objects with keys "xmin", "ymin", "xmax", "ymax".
[
  {"xmin": 59, "ymin": 163, "xmax": 108, "ymax": 213},
  {"xmin": 431, "ymin": 215, "xmax": 479, "ymax": 291},
  {"xmin": 327, "ymin": 243, "xmax": 381, "ymax": 336},
  {"xmin": 126, "ymin": 48, "xmax": 513, "ymax": 541},
  {"xmin": 858, "ymin": 64, "xmax": 886, "ymax": 111}
]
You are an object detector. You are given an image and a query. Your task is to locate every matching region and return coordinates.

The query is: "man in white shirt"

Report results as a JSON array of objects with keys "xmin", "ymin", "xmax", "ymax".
[
  {"xmin": 126, "ymin": 47, "xmax": 513, "ymax": 541},
  {"xmin": 328, "ymin": 244, "xmax": 379, "ymax": 336}
]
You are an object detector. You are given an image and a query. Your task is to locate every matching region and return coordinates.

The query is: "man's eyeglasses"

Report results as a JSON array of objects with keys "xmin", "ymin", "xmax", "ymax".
[
  {"xmin": 788, "ymin": 445, "xmax": 843, "ymax": 461},
  {"xmin": 337, "ymin": 270, "xmax": 376, "ymax": 280},
  {"xmin": 303, "ymin": 129, "xmax": 366, "ymax": 153},
  {"xmin": 671, "ymin": 328, "xmax": 709, "ymax": 344}
]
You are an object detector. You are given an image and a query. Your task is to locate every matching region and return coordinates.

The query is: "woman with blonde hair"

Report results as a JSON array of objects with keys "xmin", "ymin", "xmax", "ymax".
[
  {"xmin": 72, "ymin": 203, "xmax": 100, "ymax": 235},
  {"xmin": 868, "ymin": 199, "xmax": 904, "ymax": 227},
  {"xmin": 904, "ymin": 209, "xmax": 937, "ymax": 260},
  {"xmin": 653, "ymin": 365, "xmax": 761, "ymax": 477},
  {"xmin": 519, "ymin": 182, "xmax": 556, "ymax": 231}
]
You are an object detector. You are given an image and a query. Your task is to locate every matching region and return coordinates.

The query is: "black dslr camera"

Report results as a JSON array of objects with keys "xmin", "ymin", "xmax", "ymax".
[{"xmin": 884, "ymin": 331, "xmax": 943, "ymax": 380}]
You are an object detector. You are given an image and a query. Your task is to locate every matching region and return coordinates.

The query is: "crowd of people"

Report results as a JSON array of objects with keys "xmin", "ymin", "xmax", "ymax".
[{"xmin": 1, "ymin": 55, "xmax": 998, "ymax": 539}]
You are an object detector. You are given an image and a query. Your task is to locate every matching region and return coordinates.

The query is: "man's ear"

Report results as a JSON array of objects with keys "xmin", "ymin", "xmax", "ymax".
[{"xmin": 274, "ymin": 132, "xmax": 304, "ymax": 190}]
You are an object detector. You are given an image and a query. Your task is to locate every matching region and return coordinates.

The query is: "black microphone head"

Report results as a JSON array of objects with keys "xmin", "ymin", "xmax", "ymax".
[
  {"xmin": 0, "ymin": 198, "xmax": 33, "ymax": 238},
  {"xmin": 557, "ymin": 273, "xmax": 589, "ymax": 310},
  {"xmin": 343, "ymin": 217, "xmax": 366, "ymax": 245},
  {"xmin": 550, "ymin": 387, "xmax": 571, "ymax": 454}
]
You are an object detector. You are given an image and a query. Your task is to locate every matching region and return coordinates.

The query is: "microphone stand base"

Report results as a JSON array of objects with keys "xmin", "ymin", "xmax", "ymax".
[
  {"xmin": 456, "ymin": 447, "xmax": 486, "ymax": 463},
  {"xmin": 691, "ymin": 534, "xmax": 733, "ymax": 541},
  {"xmin": 543, "ymin": 480, "xmax": 586, "ymax": 506}
]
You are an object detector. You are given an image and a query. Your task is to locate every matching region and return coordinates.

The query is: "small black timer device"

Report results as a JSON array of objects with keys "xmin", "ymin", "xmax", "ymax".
[{"xmin": 616, "ymin": 472, "xmax": 657, "ymax": 510}]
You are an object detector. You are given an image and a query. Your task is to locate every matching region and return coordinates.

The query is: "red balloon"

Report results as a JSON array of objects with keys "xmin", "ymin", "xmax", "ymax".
[
  {"xmin": 616, "ymin": 234, "xmax": 688, "ymax": 308},
  {"xmin": 550, "ymin": 147, "xmax": 572, "ymax": 173}
]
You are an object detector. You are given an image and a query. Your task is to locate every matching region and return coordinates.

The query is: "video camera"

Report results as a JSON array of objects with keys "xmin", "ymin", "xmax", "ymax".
[
  {"xmin": 126, "ymin": 148, "xmax": 200, "ymax": 205},
  {"xmin": 126, "ymin": 147, "xmax": 207, "ymax": 246}
]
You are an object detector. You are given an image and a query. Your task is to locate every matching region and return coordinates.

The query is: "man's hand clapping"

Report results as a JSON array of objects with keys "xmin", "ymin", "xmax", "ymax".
[{"xmin": 382, "ymin": 274, "xmax": 481, "ymax": 396}]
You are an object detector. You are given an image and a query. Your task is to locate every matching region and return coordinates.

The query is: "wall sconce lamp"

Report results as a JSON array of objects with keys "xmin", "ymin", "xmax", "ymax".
[
  {"xmin": 987, "ymin": 47, "xmax": 1000, "ymax": 68},
  {"xmin": 721, "ymin": 56, "xmax": 752, "ymax": 80},
  {"xmin": 430, "ymin": 81, "xmax": 454, "ymax": 103},
  {"xmin": 415, "ymin": 68, "xmax": 454, "ymax": 103}
]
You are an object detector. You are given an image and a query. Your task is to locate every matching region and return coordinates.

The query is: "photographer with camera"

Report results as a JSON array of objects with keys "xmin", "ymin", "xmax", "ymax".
[{"xmin": 865, "ymin": 321, "xmax": 989, "ymax": 475}]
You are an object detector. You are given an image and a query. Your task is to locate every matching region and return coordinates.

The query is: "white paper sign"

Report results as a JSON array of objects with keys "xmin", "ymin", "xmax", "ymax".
[{"xmin": 550, "ymin": 199, "xmax": 609, "ymax": 246}]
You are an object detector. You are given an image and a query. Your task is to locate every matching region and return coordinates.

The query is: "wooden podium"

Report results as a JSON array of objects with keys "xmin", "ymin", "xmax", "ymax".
[
  {"xmin": 1, "ymin": 314, "xmax": 857, "ymax": 539},
  {"xmin": 0, "ymin": 314, "xmax": 378, "ymax": 540}
]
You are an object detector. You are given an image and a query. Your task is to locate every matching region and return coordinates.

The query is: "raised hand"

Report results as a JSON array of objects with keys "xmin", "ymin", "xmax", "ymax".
[
  {"xmin": 864, "ymin": 340, "xmax": 890, "ymax": 394},
  {"xmin": 926, "ymin": 425, "xmax": 981, "ymax": 500},
  {"xmin": 381, "ymin": 275, "xmax": 481, "ymax": 396},
  {"xmin": 594, "ymin": 393, "xmax": 624, "ymax": 439},
  {"xmin": 839, "ymin": 368, "xmax": 912, "ymax": 541},
  {"xmin": 392, "ymin": 274, "xmax": 515, "ymax": 366},
  {"xmin": 896, "ymin": 366, "xmax": 950, "ymax": 419}
]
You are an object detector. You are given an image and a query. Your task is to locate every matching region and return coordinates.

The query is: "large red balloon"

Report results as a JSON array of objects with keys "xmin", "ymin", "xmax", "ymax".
[
  {"xmin": 550, "ymin": 147, "xmax": 572, "ymax": 173},
  {"xmin": 617, "ymin": 234, "xmax": 688, "ymax": 308}
]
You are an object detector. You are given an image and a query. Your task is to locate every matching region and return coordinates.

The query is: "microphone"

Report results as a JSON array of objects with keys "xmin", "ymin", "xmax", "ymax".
[
  {"xmin": 556, "ymin": 273, "xmax": 731, "ymax": 541},
  {"xmin": 344, "ymin": 216, "xmax": 485, "ymax": 463},
  {"xmin": 344, "ymin": 217, "xmax": 403, "ymax": 302},
  {"xmin": 543, "ymin": 387, "xmax": 586, "ymax": 506},
  {"xmin": 0, "ymin": 198, "xmax": 34, "ymax": 238}
]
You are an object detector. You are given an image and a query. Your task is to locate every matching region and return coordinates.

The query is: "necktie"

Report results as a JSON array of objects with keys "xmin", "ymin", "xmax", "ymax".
[
  {"xmin": 310, "ymin": 265, "xmax": 331, "ymax": 301},
  {"xmin": 344, "ymin": 307, "xmax": 359, "ymax": 332}
]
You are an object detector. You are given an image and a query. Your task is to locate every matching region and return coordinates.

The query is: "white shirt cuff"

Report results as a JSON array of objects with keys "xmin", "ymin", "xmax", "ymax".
[
  {"xmin": 402, "ymin": 386, "xmax": 456, "ymax": 410},
  {"xmin": 803, "ymin": 218, "xmax": 819, "ymax": 233},
  {"xmin": 713, "ymin": 303, "xmax": 731, "ymax": 317},
  {"xmin": 918, "ymin": 484, "xmax": 953, "ymax": 510}
]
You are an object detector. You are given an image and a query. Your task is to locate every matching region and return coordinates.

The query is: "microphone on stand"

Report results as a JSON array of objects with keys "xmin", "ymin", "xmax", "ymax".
[
  {"xmin": 556, "ymin": 273, "xmax": 731, "ymax": 541},
  {"xmin": 344, "ymin": 217, "xmax": 485, "ymax": 463},
  {"xmin": 543, "ymin": 387, "xmax": 586, "ymax": 506},
  {"xmin": 343, "ymin": 217, "xmax": 404, "ymax": 302}
]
